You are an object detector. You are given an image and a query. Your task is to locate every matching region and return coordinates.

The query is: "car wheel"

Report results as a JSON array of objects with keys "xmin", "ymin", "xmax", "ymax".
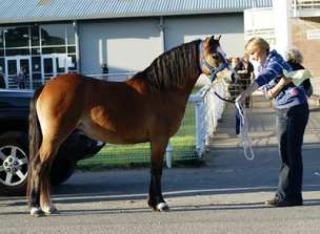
[{"xmin": 0, "ymin": 132, "xmax": 28, "ymax": 196}]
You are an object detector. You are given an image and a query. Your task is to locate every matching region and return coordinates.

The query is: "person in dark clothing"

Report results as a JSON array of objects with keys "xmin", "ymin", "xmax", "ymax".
[
  {"xmin": 0, "ymin": 73, "xmax": 5, "ymax": 88},
  {"xmin": 236, "ymin": 55, "xmax": 254, "ymax": 107},
  {"xmin": 228, "ymin": 57, "xmax": 242, "ymax": 99},
  {"xmin": 237, "ymin": 37, "xmax": 309, "ymax": 207},
  {"xmin": 285, "ymin": 48, "xmax": 313, "ymax": 97},
  {"xmin": 16, "ymin": 67, "xmax": 27, "ymax": 89}
]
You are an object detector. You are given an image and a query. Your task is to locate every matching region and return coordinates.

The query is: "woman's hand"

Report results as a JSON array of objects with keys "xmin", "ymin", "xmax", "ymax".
[
  {"xmin": 236, "ymin": 82, "xmax": 259, "ymax": 104},
  {"xmin": 278, "ymin": 76, "xmax": 292, "ymax": 86},
  {"xmin": 236, "ymin": 92, "xmax": 247, "ymax": 104}
]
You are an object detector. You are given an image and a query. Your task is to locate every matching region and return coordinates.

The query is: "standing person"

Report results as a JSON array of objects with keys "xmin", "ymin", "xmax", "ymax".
[
  {"xmin": 228, "ymin": 57, "xmax": 242, "ymax": 99},
  {"xmin": 0, "ymin": 73, "xmax": 5, "ymax": 89},
  {"xmin": 17, "ymin": 67, "xmax": 27, "ymax": 89},
  {"xmin": 236, "ymin": 55, "xmax": 254, "ymax": 107},
  {"xmin": 237, "ymin": 37, "xmax": 309, "ymax": 207},
  {"xmin": 285, "ymin": 48, "xmax": 313, "ymax": 97},
  {"xmin": 101, "ymin": 63, "xmax": 109, "ymax": 80}
]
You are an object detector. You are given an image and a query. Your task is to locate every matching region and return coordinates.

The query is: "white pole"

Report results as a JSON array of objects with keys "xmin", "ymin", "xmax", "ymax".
[
  {"xmin": 195, "ymin": 101, "xmax": 201, "ymax": 155},
  {"xmin": 159, "ymin": 16, "xmax": 165, "ymax": 52},
  {"xmin": 165, "ymin": 144, "xmax": 173, "ymax": 169},
  {"xmin": 273, "ymin": 0, "xmax": 292, "ymax": 57},
  {"xmin": 99, "ymin": 39, "xmax": 103, "ymax": 66}
]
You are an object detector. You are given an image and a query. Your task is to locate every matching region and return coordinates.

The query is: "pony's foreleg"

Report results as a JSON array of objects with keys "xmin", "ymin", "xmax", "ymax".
[{"xmin": 148, "ymin": 138, "xmax": 169, "ymax": 211}]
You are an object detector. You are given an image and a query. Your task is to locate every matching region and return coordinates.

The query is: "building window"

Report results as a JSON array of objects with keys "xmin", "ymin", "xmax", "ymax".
[
  {"xmin": 4, "ymin": 26, "xmax": 29, "ymax": 48},
  {"xmin": 42, "ymin": 46, "xmax": 66, "ymax": 54},
  {"xmin": 41, "ymin": 24, "xmax": 66, "ymax": 46},
  {"xmin": 0, "ymin": 22, "xmax": 78, "ymax": 89},
  {"xmin": 66, "ymin": 24, "xmax": 76, "ymax": 45},
  {"xmin": 31, "ymin": 25, "xmax": 40, "ymax": 47},
  {"xmin": 0, "ymin": 28, "xmax": 4, "ymax": 49}
]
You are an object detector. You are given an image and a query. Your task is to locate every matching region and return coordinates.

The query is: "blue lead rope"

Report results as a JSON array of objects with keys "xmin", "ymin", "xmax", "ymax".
[{"xmin": 235, "ymin": 105, "xmax": 242, "ymax": 135}]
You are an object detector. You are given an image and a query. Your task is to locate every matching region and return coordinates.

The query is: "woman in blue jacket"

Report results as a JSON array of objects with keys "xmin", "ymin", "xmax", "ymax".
[{"xmin": 237, "ymin": 37, "xmax": 309, "ymax": 207}]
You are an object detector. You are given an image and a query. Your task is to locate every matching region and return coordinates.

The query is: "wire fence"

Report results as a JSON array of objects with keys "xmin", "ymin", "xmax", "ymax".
[{"xmin": 77, "ymin": 102, "xmax": 197, "ymax": 170}]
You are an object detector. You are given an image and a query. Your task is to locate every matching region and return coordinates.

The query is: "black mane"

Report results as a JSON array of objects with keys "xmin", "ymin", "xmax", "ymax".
[{"xmin": 133, "ymin": 39, "xmax": 201, "ymax": 91}]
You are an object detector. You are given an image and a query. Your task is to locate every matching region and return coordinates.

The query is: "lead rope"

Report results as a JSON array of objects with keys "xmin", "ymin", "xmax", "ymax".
[{"xmin": 235, "ymin": 101, "xmax": 255, "ymax": 161}]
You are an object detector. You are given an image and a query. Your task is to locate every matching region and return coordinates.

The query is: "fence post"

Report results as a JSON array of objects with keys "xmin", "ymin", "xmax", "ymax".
[{"xmin": 165, "ymin": 143, "xmax": 173, "ymax": 168}]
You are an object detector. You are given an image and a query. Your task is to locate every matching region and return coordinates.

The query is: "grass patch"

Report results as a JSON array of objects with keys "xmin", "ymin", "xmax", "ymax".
[{"xmin": 77, "ymin": 102, "xmax": 198, "ymax": 170}]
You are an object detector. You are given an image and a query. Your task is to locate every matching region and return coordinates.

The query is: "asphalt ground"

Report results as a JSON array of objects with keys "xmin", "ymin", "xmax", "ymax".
[{"xmin": 1, "ymin": 94, "xmax": 320, "ymax": 234}]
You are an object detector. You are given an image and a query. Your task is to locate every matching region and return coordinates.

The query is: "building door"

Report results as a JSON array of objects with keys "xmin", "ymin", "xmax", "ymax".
[
  {"xmin": 5, "ymin": 56, "xmax": 32, "ymax": 89},
  {"xmin": 41, "ymin": 54, "xmax": 67, "ymax": 83}
]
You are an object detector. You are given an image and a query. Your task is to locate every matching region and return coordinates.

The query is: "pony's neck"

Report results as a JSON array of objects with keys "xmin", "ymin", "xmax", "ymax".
[{"xmin": 131, "ymin": 40, "xmax": 202, "ymax": 93}]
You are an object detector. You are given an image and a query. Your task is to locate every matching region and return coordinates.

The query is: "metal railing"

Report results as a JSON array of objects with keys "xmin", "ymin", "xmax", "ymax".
[
  {"xmin": 189, "ymin": 83, "xmax": 228, "ymax": 157},
  {"xmin": 293, "ymin": 0, "xmax": 320, "ymax": 8},
  {"xmin": 292, "ymin": 0, "xmax": 320, "ymax": 17}
]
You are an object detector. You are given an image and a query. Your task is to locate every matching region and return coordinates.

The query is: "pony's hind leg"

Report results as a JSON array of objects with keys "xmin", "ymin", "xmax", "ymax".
[
  {"xmin": 29, "ymin": 139, "xmax": 60, "ymax": 216},
  {"xmin": 28, "ymin": 153, "xmax": 43, "ymax": 216},
  {"xmin": 39, "ymin": 139, "xmax": 60, "ymax": 215},
  {"xmin": 148, "ymin": 138, "xmax": 170, "ymax": 212}
]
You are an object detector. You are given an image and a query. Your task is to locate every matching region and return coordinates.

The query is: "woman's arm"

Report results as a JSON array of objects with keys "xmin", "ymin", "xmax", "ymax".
[
  {"xmin": 236, "ymin": 81, "xmax": 259, "ymax": 103},
  {"xmin": 236, "ymin": 58, "xmax": 289, "ymax": 103},
  {"xmin": 266, "ymin": 76, "xmax": 292, "ymax": 98}
]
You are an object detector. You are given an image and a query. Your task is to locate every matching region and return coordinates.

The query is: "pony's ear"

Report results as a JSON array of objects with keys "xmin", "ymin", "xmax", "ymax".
[
  {"xmin": 207, "ymin": 35, "xmax": 215, "ymax": 44},
  {"xmin": 215, "ymin": 35, "xmax": 222, "ymax": 41}
]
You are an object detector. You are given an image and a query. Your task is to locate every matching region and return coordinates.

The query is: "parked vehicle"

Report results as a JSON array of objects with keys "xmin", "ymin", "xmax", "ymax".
[{"xmin": 0, "ymin": 89, "xmax": 105, "ymax": 195}]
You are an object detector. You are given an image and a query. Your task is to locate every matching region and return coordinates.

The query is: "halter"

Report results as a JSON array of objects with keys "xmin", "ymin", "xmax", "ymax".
[{"xmin": 199, "ymin": 41, "xmax": 228, "ymax": 82}]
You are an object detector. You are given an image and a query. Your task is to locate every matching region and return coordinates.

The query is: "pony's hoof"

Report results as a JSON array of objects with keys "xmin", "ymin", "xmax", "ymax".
[
  {"xmin": 30, "ymin": 207, "xmax": 44, "ymax": 217},
  {"xmin": 42, "ymin": 206, "xmax": 59, "ymax": 215},
  {"xmin": 156, "ymin": 202, "xmax": 170, "ymax": 212}
]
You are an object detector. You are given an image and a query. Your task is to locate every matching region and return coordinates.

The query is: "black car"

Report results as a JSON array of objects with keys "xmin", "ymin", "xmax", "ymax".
[{"xmin": 0, "ymin": 89, "xmax": 105, "ymax": 196}]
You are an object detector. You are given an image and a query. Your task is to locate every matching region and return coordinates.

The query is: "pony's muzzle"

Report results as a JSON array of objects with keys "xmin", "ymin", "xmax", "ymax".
[{"xmin": 217, "ymin": 67, "xmax": 234, "ymax": 84}]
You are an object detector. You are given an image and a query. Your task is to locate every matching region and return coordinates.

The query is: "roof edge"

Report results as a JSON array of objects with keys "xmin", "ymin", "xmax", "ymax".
[{"xmin": 0, "ymin": 8, "xmax": 248, "ymax": 24}]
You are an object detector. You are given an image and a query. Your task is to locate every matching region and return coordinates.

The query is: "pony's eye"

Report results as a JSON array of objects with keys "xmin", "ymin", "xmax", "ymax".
[{"xmin": 211, "ymin": 54, "xmax": 219, "ymax": 60}]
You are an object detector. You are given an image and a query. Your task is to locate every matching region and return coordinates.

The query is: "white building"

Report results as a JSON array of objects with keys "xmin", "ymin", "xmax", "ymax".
[
  {"xmin": 0, "ymin": 0, "xmax": 272, "ymax": 88},
  {"xmin": 244, "ymin": 0, "xmax": 320, "ymax": 94}
]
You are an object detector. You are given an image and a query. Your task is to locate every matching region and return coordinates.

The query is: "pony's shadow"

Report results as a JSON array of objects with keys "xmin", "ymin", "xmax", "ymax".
[
  {"xmin": 4, "ymin": 184, "xmax": 320, "ymax": 207},
  {"xmin": 3, "ymin": 185, "xmax": 320, "ymax": 217},
  {"xmin": 2, "ymin": 199, "xmax": 320, "ymax": 217}
]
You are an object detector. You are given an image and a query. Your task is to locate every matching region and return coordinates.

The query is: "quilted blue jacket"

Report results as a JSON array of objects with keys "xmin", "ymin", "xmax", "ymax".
[{"xmin": 255, "ymin": 50, "xmax": 307, "ymax": 109}]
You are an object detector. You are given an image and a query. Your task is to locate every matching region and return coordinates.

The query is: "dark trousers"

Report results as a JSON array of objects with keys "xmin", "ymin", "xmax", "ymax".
[
  {"xmin": 18, "ymin": 81, "xmax": 25, "ymax": 89},
  {"xmin": 276, "ymin": 103, "xmax": 309, "ymax": 202}
]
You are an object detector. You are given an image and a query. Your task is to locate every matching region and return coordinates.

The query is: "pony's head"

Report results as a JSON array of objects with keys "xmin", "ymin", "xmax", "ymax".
[{"xmin": 199, "ymin": 36, "xmax": 237, "ymax": 84}]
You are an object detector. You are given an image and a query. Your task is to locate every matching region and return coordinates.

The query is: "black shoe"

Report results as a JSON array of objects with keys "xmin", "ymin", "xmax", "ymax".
[{"xmin": 265, "ymin": 197, "xmax": 303, "ymax": 207}]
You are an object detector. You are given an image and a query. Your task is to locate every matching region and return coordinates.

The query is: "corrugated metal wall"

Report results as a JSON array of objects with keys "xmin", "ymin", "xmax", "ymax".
[
  {"xmin": 79, "ymin": 18, "xmax": 162, "ymax": 75},
  {"xmin": 79, "ymin": 14, "xmax": 245, "ymax": 76},
  {"xmin": 164, "ymin": 14, "xmax": 244, "ymax": 56}
]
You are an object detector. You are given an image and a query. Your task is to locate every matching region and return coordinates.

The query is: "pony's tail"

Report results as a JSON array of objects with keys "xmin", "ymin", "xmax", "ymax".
[{"xmin": 26, "ymin": 85, "xmax": 44, "ymax": 199}]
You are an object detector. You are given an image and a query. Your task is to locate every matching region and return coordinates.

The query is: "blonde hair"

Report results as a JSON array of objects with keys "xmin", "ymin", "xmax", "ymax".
[
  {"xmin": 285, "ymin": 48, "xmax": 303, "ymax": 64},
  {"xmin": 245, "ymin": 37, "xmax": 270, "ymax": 54}
]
